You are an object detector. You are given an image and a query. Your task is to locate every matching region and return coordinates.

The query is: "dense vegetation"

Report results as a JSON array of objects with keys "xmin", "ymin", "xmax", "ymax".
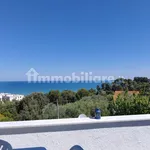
[{"xmin": 0, "ymin": 77, "xmax": 150, "ymax": 121}]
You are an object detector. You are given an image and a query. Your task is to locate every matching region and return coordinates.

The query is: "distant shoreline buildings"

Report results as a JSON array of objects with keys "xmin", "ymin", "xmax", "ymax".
[{"xmin": 0, "ymin": 93, "xmax": 24, "ymax": 101}]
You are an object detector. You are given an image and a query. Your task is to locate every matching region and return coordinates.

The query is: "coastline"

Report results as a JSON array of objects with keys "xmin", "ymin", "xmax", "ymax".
[{"xmin": 0, "ymin": 81, "xmax": 101, "ymax": 95}]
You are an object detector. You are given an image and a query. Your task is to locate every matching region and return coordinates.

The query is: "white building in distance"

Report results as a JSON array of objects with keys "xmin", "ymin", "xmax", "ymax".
[{"xmin": 0, "ymin": 93, "xmax": 24, "ymax": 101}]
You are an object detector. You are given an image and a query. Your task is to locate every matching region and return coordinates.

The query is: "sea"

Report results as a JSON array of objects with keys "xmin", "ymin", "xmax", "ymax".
[{"xmin": 0, "ymin": 81, "xmax": 102, "ymax": 95}]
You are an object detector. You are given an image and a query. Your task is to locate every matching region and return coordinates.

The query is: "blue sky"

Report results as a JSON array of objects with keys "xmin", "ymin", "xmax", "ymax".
[{"xmin": 0, "ymin": 0, "xmax": 150, "ymax": 81}]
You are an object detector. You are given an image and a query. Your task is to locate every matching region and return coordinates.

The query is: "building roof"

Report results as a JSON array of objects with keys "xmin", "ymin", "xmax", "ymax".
[{"xmin": 113, "ymin": 91, "xmax": 140, "ymax": 100}]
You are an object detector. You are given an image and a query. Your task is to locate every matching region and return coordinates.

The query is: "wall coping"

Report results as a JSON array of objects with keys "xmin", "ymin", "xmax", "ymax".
[{"xmin": 0, "ymin": 114, "xmax": 150, "ymax": 135}]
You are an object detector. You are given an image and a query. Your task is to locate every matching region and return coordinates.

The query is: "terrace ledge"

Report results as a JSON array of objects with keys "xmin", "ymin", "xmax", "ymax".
[{"xmin": 0, "ymin": 114, "xmax": 150, "ymax": 135}]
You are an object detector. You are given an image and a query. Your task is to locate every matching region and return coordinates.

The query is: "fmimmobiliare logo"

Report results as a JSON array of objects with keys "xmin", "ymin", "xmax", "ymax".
[{"xmin": 26, "ymin": 68, "xmax": 124, "ymax": 83}]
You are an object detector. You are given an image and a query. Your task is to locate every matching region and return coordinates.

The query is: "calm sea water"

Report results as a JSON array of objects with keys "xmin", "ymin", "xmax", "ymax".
[{"xmin": 0, "ymin": 82, "xmax": 101, "ymax": 95}]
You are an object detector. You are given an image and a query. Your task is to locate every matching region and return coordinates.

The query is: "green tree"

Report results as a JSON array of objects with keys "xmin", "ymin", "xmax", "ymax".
[
  {"xmin": 61, "ymin": 90, "xmax": 76, "ymax": 104},
  {"xmin": 89, "ymin": 88, "xmax": 96, "ymax": 96},
  {"xmin": 18, "ymin": 93, "xmax": 49, "ymax": 120},
  {"xmin": 0, "ymin": 101, "xmax": 18, "ymax": 120},
  {"xmin": 96, "ymin": 85, "xmax": 101, "ymax": 94},
  {"xmin": 62, "ymin": 95, "xmax": 109, "ymax": 118},
  {"xmin": 0, "ymin": 114, "xmax": 13, "ymax": 122},
  {"xmin": 101, "ymin": 83, "xmax": 113, "ymax": 94},
  {"xmin": 76, "ymin": 88, "xmax": 89, "ymax": 100},
  {"xmin": 42, "ymin": 103, "xmax": 57, "ymax": 119},
  {"xmin": 47, "ymin": 90, "xmax": 61, "ymax": 104},
  {"xmin": 108, "ymin": 94, "xmax": 150, "ymax": 116}
]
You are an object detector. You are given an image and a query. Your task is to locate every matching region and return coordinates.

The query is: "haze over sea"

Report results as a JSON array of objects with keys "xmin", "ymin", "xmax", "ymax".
[{"xmin": 0, "ymin": 82, "xmax": 102, "ymax": 95}]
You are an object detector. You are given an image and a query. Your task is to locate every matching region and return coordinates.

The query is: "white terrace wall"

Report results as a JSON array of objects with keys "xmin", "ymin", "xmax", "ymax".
[{"xmin": 0, "ymin": 114, "xmax": 150, "ymax": 150}]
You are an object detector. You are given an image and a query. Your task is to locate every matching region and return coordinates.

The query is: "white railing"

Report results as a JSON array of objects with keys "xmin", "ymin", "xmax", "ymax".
[{"xmin": 0, "ymin": 114, "xmax": 150, "ymax": 150}]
